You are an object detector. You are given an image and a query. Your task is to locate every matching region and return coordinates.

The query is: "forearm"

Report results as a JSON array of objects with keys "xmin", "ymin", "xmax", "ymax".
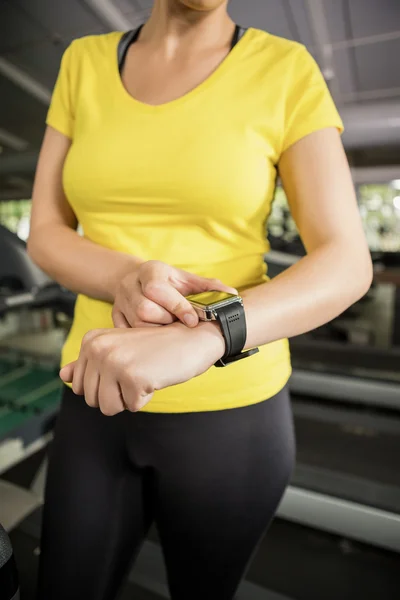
[
  {"xmin": 240, "ymin": 241, "xmax": 373, "ymax": 349},
  {"xmin": 27, "ymin": 224, "xmax": 143, "ymax": 302},
  {"xmin": 199, "ymin": 241, "xmax": 373, "ymax": 352}
]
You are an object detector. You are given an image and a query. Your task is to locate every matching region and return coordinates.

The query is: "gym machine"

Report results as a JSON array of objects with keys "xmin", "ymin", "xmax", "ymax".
[
  {"xmin": 0, "ymin": 225, "xmax": 74, "ymax": 532},
  {"xmin": 265, "ymin": 248, "xmax": 400, "ymax": 553}
]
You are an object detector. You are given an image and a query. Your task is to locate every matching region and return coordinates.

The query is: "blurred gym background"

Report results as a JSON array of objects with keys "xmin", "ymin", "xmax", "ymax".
[{"xmin": 0, "ymin": 1, "xmax": 399, "ymax": 600}]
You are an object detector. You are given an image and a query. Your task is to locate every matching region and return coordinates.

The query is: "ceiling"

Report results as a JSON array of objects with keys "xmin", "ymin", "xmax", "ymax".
[{"xmin": 0, "ymin": 0, "xmax": 400, "ymax": 199}]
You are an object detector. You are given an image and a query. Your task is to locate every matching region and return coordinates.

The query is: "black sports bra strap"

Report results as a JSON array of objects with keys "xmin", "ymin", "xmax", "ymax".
[
  {"xmin": 231, "ymin": 24, "xmax": 247, "ymax": 49},
  {"xmin": 118, "ymin": 24, "xmax": 247, "ymax": 74},
  {"xmin": 118, "ymin": 26, "xmax": 143, "ymax": 73}
]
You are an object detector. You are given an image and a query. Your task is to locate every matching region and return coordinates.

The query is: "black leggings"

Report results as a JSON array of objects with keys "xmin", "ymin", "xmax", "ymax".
[{"xmin": 37, "ymin": 385, "xmax": 295, "ymax": 600}]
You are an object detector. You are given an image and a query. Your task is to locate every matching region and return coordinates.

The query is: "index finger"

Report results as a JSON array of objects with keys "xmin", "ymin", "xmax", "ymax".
[{"xmin": 142, "ymin": 281, "xmax": 199, "ymax": 327}]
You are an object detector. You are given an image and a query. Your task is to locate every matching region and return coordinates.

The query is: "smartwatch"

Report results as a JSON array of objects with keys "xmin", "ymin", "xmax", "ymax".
[{"xmin": 186, "ymin": 291, "xmax": 259, "ymax": 367}]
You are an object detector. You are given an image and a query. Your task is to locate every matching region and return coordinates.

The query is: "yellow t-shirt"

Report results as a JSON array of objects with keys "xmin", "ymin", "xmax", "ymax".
[{"xmin": 47, "ymin": 28, "xmax": 343, "ymax": 413}]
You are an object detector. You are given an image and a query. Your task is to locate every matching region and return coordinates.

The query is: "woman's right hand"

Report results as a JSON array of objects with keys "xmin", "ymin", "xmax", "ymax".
[{"xmin": 112, "ymin": 260, "xmax": 237, "ymax": 329}]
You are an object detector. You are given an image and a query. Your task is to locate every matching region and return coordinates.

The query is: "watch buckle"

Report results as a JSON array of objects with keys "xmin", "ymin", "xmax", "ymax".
[{"xmin": 215, "ymin": 348, "xmax": 259, "ymax": 368}]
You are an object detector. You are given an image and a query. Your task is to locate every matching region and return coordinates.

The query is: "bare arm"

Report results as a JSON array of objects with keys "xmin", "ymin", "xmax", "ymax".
[
  {"xmin": 28, "ymin": 126, "xmax": 142, "ymax": 302},
  {"xmin": 237, "ymin": 127, "xmax": 373, "ymax": 349}
]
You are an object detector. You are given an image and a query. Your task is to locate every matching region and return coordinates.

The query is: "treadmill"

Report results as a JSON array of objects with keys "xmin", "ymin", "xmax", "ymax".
[
  {"xmin": 0, "ymin": 225, "xmax": 75, "ymax": 531},
  {"xmin": 265, "ymin": 248, "xmax": 400, "ymax": 554},
  {"xmin": 280, "ymin": 370, "xmax": 400, "ymax": 554}
]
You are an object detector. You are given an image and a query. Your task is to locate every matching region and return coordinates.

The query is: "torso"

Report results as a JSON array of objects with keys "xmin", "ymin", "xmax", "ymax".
[{"xmin": 46, "ymin": 28, "xmax": 341, "ymax": 412}]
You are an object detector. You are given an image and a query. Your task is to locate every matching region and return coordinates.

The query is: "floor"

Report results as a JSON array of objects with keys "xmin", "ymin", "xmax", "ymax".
[{"xmin": 248, "ymin": 520, "xmax": 400, "ymax": 600}]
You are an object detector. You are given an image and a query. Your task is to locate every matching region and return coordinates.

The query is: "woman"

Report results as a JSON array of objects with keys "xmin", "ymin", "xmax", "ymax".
[{"xmin": 29, "ymin": 1, "xmax": 372, "ymax": 599}]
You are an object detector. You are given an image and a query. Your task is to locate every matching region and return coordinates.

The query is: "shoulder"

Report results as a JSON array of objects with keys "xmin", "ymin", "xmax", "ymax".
[
  {"xmin": 246, "ymin": 28, "xmax": 322, "ymax": 84},
  {"xmin": 247, "ymin": 28, "xmax": 306, "ymax": 59},
  {"xmin": 246, "ymin": 28, "xmax": 316, "ymax": 77},
  {"xmin": 67, "ymin": 31, "xmax": 123, "ymax": 58},
  {"xmin": 56, "ymin": 32, "xmax": 122, "ymax": 84}
]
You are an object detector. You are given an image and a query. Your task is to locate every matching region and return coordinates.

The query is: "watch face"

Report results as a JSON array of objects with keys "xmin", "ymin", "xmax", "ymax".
[{"xmin": 186, "ymin": 291, "xmax": 237, "ymax": 307}]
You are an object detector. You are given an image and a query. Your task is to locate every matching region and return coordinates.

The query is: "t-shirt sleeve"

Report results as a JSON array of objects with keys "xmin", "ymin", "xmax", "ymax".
[
  {"xmin": 281, "ymin": 46, "xmax": 344, "ymax": 154},
  {"xmin": 46, "ymin": 41, "xmax": 79, "ymax": 139}
]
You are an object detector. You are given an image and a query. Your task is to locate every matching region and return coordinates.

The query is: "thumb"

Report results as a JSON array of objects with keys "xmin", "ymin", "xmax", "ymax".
[
  {"xmin": 60, "ymin": 362, "xmax": 76, "ymax": 383},
  {"xmin": 112, "ymin": 309, "xmax": 131, "ymax": 329}
]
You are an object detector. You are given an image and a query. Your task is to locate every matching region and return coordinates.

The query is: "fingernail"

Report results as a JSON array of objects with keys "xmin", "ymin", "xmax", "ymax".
[{"xmin": 184, "ymin": 313, "xmax": 197, "ymax": 327}]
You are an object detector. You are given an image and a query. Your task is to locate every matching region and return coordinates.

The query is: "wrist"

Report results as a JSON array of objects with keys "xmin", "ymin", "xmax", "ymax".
[
  {"xmin": 109, "ymin": 255, "xmax": 144, "ymax": 302},
  {"xmin": 195, "ymin": 320, "xmax": 226, "ymax": 360},
  {"xmin": 170, "ymin": 320, "xmax": 226, "ymax": 361}
]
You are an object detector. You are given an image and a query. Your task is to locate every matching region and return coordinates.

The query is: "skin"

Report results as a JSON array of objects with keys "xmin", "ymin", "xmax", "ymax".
[
  {"xmin": 29, "ymin": 0, "xmax": 373, "ymax": 414},
  {"xmin": 119, "ymin": 0, "xmax": 235, "ymax": 107}
]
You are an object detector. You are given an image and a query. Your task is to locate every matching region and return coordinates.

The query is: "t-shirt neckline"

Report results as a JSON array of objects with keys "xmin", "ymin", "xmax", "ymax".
[{"xmin": 113, "ymin": 27, "xmax": 254, "ymax": 113}]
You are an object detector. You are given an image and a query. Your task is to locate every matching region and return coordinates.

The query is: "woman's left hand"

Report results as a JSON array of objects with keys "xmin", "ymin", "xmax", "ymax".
[{"xmin": 59, "ymin": 322, "xmax": 225, "ymax": 415}]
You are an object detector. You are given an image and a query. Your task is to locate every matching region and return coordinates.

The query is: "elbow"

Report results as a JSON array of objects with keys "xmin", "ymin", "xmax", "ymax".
[
  {"xmin": 26, "ymin": 233, "xmax": 38, "ymax": 263},
  {"xmin": 350, "ymin": 251, "xmax": 374, "ymax": 303},
  {"xmin": 26, "ymin": 234, "xmax": 35, "ymax": 259},
  {"xmin": 27, "ymin": 230, "xmax": 46, "ymax": 270}
]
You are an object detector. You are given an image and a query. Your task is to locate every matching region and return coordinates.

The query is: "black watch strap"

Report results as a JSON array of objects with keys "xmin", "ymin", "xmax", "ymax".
[{"xmin": 214, "ymin": 302, "xmax": 259, "ymax": 367}]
